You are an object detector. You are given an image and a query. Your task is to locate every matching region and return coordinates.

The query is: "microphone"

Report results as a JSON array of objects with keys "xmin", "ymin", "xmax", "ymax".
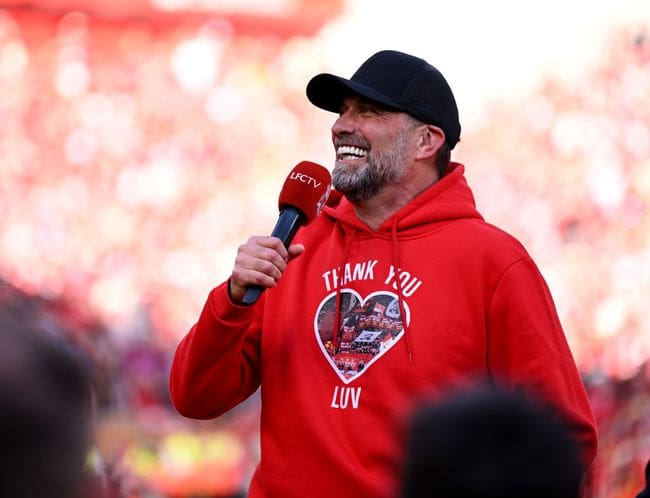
[{"xmin": 242, "ymin": 161, "xmax": 332, "ymax": 305}]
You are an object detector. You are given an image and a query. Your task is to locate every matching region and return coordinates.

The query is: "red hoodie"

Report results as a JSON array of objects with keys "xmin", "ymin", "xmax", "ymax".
[{"xmin": 169, "ymin": 163, "xmax": 598, "ymax": 498}]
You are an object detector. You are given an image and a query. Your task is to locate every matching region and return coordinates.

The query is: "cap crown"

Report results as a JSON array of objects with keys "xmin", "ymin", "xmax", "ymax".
[{"xmin": 306, "ymin": 50, "xmax": 461, "ymax": 148}]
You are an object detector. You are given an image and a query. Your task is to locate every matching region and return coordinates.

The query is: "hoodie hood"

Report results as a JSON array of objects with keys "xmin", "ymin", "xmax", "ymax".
[{"xmin": 321, "ymin": 162, "xmax": 483, "ymax": 234}]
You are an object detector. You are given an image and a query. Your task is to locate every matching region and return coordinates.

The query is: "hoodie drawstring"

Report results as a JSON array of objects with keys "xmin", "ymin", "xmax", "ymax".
[
  {"xmin": 332, "ymin": 226, "xmax": 356, "ymax": 352},
  {"xmin": 391, "ymin": 219, "xmax": 413, "ymax": 364},
  {"xmin": 331, "ymin": 221, "xmax": 413, "ymax": 365}
]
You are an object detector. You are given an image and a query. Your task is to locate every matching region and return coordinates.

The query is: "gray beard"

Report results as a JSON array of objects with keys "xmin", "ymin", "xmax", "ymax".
[
  {"xmin": 332, "ymin": 160, "xmax": 396, "ymax": 202},
  {"xmin": 332, "ymin": 131, "xmax": 411, "ymax": 203}
]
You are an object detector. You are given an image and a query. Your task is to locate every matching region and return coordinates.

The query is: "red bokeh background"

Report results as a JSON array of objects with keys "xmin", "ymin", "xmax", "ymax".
[{"xmin": 0, "ymin": 1, "xmax": 648, "ymax": 497}]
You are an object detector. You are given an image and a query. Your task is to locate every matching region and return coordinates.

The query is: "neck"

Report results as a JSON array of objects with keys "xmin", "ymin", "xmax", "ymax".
[{"xmin": 352, "ymin": 167, "xmax": 440, "ymax": 230}]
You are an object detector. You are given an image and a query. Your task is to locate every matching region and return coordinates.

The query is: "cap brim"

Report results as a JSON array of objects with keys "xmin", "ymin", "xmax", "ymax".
[{"xmin": 306, "ymin": 73, "xmax": 404, "ymax": 114}]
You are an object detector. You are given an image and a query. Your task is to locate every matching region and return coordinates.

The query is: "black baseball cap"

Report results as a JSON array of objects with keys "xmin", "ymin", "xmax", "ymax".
[{"xmin": 306, "ymin": 50, "xmax": 461, "ymax": 149}]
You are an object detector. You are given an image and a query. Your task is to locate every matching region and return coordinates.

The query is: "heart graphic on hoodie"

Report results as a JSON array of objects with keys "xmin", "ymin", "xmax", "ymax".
[{"xmin": 314, "ymin": 289, "xmax": 410, "ymax": 384}]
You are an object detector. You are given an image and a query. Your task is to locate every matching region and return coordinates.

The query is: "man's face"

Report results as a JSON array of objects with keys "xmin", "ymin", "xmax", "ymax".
[{"xmin": 331, "ymin": 95, "xmax": 418, "ymax": 203}]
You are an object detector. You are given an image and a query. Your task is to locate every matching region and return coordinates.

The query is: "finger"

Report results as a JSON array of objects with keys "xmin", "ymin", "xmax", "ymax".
[
  {"xmin": 229, "ymin": 265, "xmax": 277, "ymax": 303},
  {"xmin": 255, "ymin": 235, "xmax": 289, "ymax": 252},
  {"xmin": 244, "ymin": 238, "xmax": 289, "ymax": 271}
]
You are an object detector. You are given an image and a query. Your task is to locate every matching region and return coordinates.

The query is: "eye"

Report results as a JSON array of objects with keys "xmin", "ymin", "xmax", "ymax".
[{"xmin": 359, "ymin": 103, "xmax": 378, "ymax": 114}]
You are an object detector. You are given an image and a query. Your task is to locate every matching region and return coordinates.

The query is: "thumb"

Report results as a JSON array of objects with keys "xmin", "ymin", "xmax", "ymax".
[{"xmin": 287, "ymin": 243, "xmax": 305, "ymax": 262}]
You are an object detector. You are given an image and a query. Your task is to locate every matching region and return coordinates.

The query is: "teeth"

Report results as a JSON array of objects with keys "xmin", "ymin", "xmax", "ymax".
[{"xmin": 337, "ymin": 145, "xmax": 368, "ymax": 158}]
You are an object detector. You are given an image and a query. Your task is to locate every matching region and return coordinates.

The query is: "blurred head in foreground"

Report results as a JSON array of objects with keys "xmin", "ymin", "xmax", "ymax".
[
  {"xmin": 0, "ymin": 312, "xmax": 92, "ymax": 498},
  {"xmin": 401, "ymin": 384, "xmax": 585, "ymax": 498}
]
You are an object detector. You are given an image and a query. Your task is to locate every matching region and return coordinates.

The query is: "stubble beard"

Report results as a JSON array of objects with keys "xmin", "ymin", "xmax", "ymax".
[{"xmin": 332, "ymin": 129, "xmax": 412, "ymax": 203}]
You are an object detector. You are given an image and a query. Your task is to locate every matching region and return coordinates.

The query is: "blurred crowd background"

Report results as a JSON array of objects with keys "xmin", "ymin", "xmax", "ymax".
[{"xmin": 0, "ymin": 0, "xmax": 648, "ymax": 497}]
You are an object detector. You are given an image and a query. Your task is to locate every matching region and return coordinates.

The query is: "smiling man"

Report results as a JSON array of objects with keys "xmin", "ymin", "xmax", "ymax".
[{"xmin": 169, "ymin": 50, "xmax": 598, "ymax": 498}]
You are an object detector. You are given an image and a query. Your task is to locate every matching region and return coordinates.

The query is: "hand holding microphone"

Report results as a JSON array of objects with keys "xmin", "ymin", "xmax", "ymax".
[{"xmin": 229, "ymin": 161, "xmax": 331, "ymax": 305}]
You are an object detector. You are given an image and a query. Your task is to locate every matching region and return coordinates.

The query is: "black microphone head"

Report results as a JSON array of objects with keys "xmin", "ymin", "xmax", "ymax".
[{"xmin": 278, "ymin": 161, "xmax": 332, "ymax": 225}]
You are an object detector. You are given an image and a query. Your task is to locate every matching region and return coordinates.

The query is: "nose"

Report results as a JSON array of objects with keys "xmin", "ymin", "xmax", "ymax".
[{"xmin": 331, "ymin": 109, "xmax": 356, "ymax": 138}]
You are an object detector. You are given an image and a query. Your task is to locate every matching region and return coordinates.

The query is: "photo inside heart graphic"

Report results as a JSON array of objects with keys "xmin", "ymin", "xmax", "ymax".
[{"xmin": 314, "ymin": 290, "xmax": 410, "ymax": 384}]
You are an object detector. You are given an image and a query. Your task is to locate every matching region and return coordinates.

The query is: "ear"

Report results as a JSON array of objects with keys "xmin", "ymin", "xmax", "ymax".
[{"xmin": 414, "ymin": 125, "xmax": 445, "ymax": 161}]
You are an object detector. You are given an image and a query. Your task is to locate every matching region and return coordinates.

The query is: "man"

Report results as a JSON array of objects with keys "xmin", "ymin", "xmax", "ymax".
[
  {"xmin": 401, "ymin": 384, "xmax": 585, "ymax": 498},
  {"xmin": 169, "ymin": 50, "xmax": 598, "ymax": 498}
]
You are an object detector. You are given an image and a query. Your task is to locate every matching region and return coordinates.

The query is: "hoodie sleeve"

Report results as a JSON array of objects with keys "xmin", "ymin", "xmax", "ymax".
[
  {"xmin": 487, "ymin": 257, "xmax": 598, "ymax": 465},
  {"xmin": 169, "ymin": 281, "xmax": 262, "ymax": 419}
]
